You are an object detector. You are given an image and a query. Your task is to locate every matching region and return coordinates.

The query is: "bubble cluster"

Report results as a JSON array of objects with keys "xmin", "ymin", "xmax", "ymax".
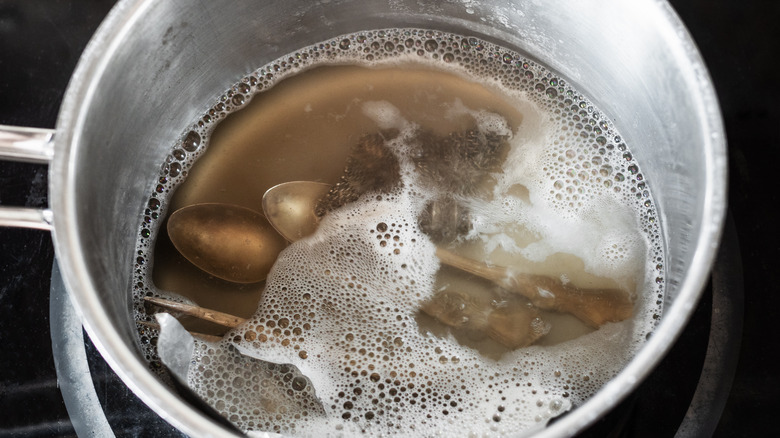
[
  {"xmin": 187, "ymin": 342, "xmax": 324, "ymax": 434},
  {"xmin": 130, "ymin": 27, "xmax": 666, "ymax": 436},
  {"xmin": 191, "ymin": 193, "xmax": 583, "ymax": 435}
]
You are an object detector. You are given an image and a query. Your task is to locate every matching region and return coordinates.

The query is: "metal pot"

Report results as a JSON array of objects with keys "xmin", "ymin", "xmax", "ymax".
[{"xmin": 0, "ymin": 0, "xmax": 726, "ymax": 436}]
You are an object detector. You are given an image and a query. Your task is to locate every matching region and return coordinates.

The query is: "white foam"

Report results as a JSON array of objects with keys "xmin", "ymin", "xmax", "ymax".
[
  {"xmin": 190, "ymin": 101, "xmax": 651, "ymax": 435},
  {"xmin": 445, "ymin": 98, "xmax": 514, "ymax": 138},
  {"xmin": 134, "ymin": 27, "xmax": 665, "ymax": 437},
  {"xmin": 226, "ymin": 192, "xmax": 580, "ymax": 435},
  {"xmin": 362, "ymin": 100, "xmax": 407, "ymax": 131}
]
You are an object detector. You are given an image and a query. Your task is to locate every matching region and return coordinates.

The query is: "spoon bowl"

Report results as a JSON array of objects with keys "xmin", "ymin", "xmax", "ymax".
[
  {"xmin": 167, "ymin": 203, "xmax": 287, "ymax": 283},
  {"xmin": 262, "ymin": 181, "xmax": 331, "ymax": 242}
]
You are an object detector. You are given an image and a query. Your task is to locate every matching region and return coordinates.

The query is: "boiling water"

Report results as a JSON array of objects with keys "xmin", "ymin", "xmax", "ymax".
[{"xmin": 132, "ymin": 29, "xmax": 665, "ymax": 436}]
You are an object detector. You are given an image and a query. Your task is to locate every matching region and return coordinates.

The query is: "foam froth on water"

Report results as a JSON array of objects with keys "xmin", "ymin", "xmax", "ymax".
[
  {"xmin": 132, "ymin": 27, "xmax": 666, "ymax": 436},
  {"xmin": 183, "ymin": 105, "xmax": 651, "ymax": 435}
]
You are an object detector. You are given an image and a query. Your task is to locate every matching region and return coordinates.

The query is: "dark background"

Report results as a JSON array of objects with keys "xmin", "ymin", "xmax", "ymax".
[{"xmin": 1, "ymin": 0, "xmax": 778, "ymax": 436}]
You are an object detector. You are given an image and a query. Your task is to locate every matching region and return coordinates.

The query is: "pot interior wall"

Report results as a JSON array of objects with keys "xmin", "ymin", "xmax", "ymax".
[{"xmin": 62, "ymin": 0, "xmax": 722, "ymax": 434}]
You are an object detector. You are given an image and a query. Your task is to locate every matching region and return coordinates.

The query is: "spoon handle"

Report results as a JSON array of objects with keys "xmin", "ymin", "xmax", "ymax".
[
  {"xmin": 435, "ymin": 247, "xmax": 511, "ymax": 283},
  {"xmin": 139, "ymin": 320, "xmax": 224, "ymax": 343},
  {"xmin": 435, "ymin": 248, "xmax": 633, "ymax": 327},
  {"xmin": 144, "ymin": 296, "xmax": 246, "ymax": 329}
]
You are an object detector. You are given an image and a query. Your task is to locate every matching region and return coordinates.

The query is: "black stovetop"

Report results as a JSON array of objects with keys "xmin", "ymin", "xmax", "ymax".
[{"xmin": 1, "ymin": 1, "xmax": 777, "ymax": 437}]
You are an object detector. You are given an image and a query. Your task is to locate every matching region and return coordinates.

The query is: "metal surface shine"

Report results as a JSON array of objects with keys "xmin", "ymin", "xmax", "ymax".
[
  {"xmin": 50, "ymin": 1, "xmax": 726, "ymax": 436},
  {"xmin": 2, "ymin": 0, "xmax": 776, "ymax": 436}
]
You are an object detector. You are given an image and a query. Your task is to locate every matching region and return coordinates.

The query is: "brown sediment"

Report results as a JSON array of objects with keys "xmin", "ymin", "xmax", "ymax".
[
  {"xmin": 411, "ymin": 128, "xmax": 509, "ymax": 196},
  {"xmin": 314, "ymin": 126, "xmax": 509, "ymax": 245},
  {"xmin": 417, "ymin": 196, "xmax": 473, "ymax": 245},
  {"xmin": 315, "ymin": 131, "xmax": 402, "ymax": 217}
]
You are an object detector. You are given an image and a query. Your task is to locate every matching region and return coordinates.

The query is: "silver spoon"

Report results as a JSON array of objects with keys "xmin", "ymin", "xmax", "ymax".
[
  {"xmin": 262, "ymin": 181, "xmax": 331, "ymax": 242},
  {"xmin": 167, "ymin": 203, "xmax": 287, "ymax": 283}
]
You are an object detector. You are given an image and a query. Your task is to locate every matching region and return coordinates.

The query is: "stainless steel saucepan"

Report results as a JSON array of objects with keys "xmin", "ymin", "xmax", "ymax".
[{"xmin": 0, "ymin": 0, "xmax": 726, "ymax": 436}]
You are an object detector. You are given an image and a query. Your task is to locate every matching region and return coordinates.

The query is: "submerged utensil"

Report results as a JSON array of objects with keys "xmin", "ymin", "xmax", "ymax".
[
  {"xmin": 262, "ymin": 181, "xmax": 331, "ymax": 242},
  {"xmin": 261, "ymin": 180, "xmax": 633, "ymax": 327},
  {"xmin": 167, "ymin": 203, "xmax": 287, "ymax": 283}
]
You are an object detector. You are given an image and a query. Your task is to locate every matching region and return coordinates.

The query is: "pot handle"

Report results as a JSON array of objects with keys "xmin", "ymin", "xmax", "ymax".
[{"xmin": 0, "ymin": 124, "xmax": 55, "ymax": 230}]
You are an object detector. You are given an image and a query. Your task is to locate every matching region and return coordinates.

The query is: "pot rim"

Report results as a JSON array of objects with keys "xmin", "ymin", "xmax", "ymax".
[
  {"xmin": 49, "ymin": 0, "xmax": 727, "ymax": 436},
  {"xmin": 51, "ymin": 0, "xmax": 241, "ymax": 436}
]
